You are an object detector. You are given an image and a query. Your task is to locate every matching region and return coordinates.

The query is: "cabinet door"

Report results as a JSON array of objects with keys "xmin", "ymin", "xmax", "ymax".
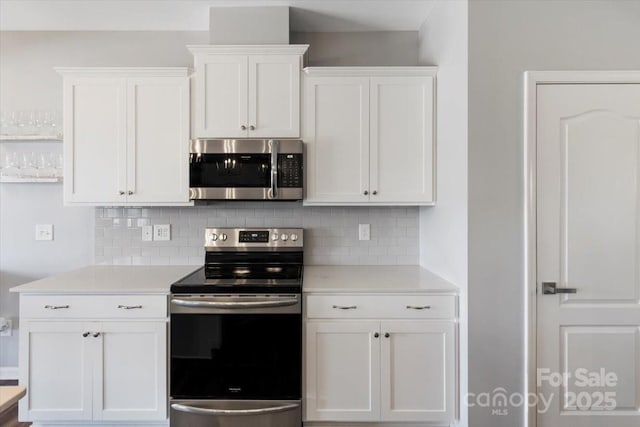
[
  {"xmin": 303, "ymin": 76, "xmax": 370, "ymax": 204},
  {"xmin": 126, "ymin": 77, "xmax": 190, "ymax": 204},
  {"xmin": 305, "ymin": 321, "xmax": 380, "ymax": 421},
  {"xmin": 93, "ymin": 321, "xmax": 167, "ymax": 421},
  {"xmin": 249, "ymin": 55, "xmax": 300, "ymax": 138},
  {"xmin": 370, "ymin": 76, "xmax": 435, "ymax": 204},
  {"xmin": 194, "ymin": 55, "xmax": 248, "ymax": 138},
  {"xmin": 380, "ymin": 321, "xmax": 455, "ymax": 422},
  {"xmin": 19, "ymin": 321, "xmax": 93, "ymax": 421},
  {"xmin": 63, "ymin": 77, "xmax": 126, "ymax": 204}
]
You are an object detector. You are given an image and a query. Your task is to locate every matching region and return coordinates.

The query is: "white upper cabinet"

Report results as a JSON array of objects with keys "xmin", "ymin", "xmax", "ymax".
[
  {"xmin": 303, "ymin": 67, "xmax": 437, "ymax": 206},
  {"xmin": 189, "ymin": 45, "xmax": 308, "ymax": 139},
  {"xmin": 59, "ymin": 68, "xmax": 191, "ymax": 206}
]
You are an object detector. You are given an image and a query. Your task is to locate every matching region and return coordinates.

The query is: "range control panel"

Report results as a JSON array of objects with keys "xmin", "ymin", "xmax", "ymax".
[{"xmin": 205, "ymin": 228, "xmax": 304, "ymax": 250}]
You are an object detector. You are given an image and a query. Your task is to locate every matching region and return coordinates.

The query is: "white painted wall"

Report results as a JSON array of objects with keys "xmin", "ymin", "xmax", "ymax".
[
  {"xmin": 418, "ymin": 1, "xmax": 468, "ymax": 426},
  {"xmin": 468, "ymin": 1, "xmax": 640, "ymax": 426}
]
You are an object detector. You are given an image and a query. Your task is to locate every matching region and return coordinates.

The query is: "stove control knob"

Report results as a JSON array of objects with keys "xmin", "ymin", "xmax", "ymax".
[
  {"xmin": 220, "ymin": 233, "xmax": 228, "ymax": 242},
  {"xmin": 280, "ymin": 233, "xmax": 289, "ymax": 241},
  {"xmin": 209, "ymin": 233, "xmax": 218, "ymax": 242},
  {"xmin": 271, "ymin": 233, "xmax": 279, "ymax": 241},
  {"xmin": 290, "ymin": 233, "xmax": 299, "ymax": 242}
]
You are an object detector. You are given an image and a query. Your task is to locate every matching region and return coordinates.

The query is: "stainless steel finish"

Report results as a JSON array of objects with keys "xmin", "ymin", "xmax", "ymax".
[
  {"xmin": 406, "ymin": 305, "xmax": 431, "ymax": 310},
  {"xmin": 92, "ymin": 332, "xmax": 100, "ymax": 338},
  {"xmin": 269, "ymin": 140, "xmax": 280, "ymax": 199},
  {"xmin": 241, "ymin": 125, "xmax": 247, "ymax": 130},
  {"xmin": 249, "ymin": 125, "xmax": 256, "ymax": 131},
  {"xmin": 384, "ymin": 332, "xmax": 390, "ymax": 338},
  {"xmin": 170, "ymin": 399, "xmax": 301, "ymax": 427},
  {"xmin": 542, "ymin": 282, "xmax": 577, "ymax": 295},
  {"xmin": 44, "ymin": 305, "xmax": 69, "ymax": 310},
  {"xmin": 204, "ymin": 228, "xmax": 303, "ymax": 250},
  {"xmin": 171, "ymin": 294, "xmax": 301, "ymax": 315},
  {"xmin": 171, "ymin": 401, "xmax": 299, "ymax": 416},
  {"xmin": 190, "ymin": 187, "xmax": 303, "ymax": 201},
  {"xmin": 332, "ymin": 305, "xmax": 357, "ymax": 310},
  {"xmin": 190, "ymin": 139, "xmax": 303, "ymax": 155},
  {"xmin": 363, "ymin": 190, "xmax": 369, "ymax": 195},
  {"xmin": 82, "ymin": 332, "xmax": 90, "ymax": 337},
  {"xmin": 118, "ymin": 305, "xmax": 142, "ymax": 310},
  {"xmin": 119, "ymin": 191, "xmax": 125, "ymax": 195}
]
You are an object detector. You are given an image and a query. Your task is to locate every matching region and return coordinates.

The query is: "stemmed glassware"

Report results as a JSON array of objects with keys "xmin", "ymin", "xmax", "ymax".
[{"xmin": 0, "ymin": 110, "xmax": 62, "ymax": 137}]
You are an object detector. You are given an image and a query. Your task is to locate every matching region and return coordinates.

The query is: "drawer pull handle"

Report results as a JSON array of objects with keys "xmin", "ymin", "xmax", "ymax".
[
  {"xmin": 118, "ymin": 305, "xmax": 142, "ymax": 310},
  {"xmin": 406, "ymin": 305, "xmax": 431, "ymax": 310},
  {"xmin": 44, "ymin": 305, "xmax": 69, "ymax": 310},
  {"xmin": 332, "ymin": 305, "xmax": 357, "ymax": 310}
]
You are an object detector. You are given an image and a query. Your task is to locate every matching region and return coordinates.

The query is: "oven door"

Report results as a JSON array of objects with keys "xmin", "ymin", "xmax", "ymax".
[{"xmin": 170, "ymin": 295, "xmax": 301, "ymax": 400}]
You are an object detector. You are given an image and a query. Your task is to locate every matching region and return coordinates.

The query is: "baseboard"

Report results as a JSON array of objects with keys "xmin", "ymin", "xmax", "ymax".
[{"xmin": 0, "ymin": 366, "xmax": 19, "ymax": 380}]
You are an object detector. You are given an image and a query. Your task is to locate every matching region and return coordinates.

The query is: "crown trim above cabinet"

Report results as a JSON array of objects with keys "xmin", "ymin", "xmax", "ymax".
[
  {"xmin": 187, "ymin": 44, "xmax": 309, "ymax": 56},
  {"xmin": 304, "ymin": 66, "xmax": 438, "ymax": 77}
]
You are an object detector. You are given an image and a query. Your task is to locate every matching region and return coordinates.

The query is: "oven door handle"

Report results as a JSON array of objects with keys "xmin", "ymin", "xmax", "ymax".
[
  {"xmin": 171, "ymin": 402, "xmax": 300, "ymax": 416},
  {"xmin": 269, "ymin": 140, "xmax": 279, "ymax": 199},
  {"xmin": 171, "ymin": 297, "xmax": 299, "ymax": 309}
]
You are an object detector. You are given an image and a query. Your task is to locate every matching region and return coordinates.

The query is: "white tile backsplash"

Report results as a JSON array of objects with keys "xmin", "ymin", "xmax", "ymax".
[{"xmin": 95, "ymin": 203, "xmax": 419, "ymax": 266}]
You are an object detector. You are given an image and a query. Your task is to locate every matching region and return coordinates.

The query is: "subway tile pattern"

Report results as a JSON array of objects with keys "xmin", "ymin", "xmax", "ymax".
[{"xmin": 95, "ymin": 203, "xmax": 419, "ymax": 266}]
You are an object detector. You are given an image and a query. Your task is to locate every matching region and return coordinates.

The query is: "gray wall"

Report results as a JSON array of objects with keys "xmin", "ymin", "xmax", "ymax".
[
  {"xmin": 468, "ymin": 1, "xmax": 640, "ymax": 426},
  {"xmin": 291, "ymin": 31, "xmax": 419, "ymax": 66}
]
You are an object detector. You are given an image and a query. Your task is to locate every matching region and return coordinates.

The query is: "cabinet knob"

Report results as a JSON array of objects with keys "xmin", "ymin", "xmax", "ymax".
[
  {"xmin": 127, "ymin": 191, "xmax": 134, "ymax": 195},
  {"xmin": 82, "ymin": 332, "xmax": 90, "ymax": 338},
  {"xmin": 241, "ymin": 125, "xmax": 247, "ymax": 130},
  {"xmin": 249, "ymin": 125, "xmax": 256, "ymax": 131},
  {"xmin": 92, "ymin": 332, "xmax": 101, "ymax": 338},
  {"xmin": 374, "ymin": 332, "xmax": 380, "ymax": 338},
  {"xmin": 119, "ymin": 191, "xmax": 125, "ymax": 195},
  {"xmin": 372, "ymin": 191, "xmax": 378, "ymax": 195},
  {"xmin": 363, "ymin": 190, "xmax": 369, "ymax": 196},
  {"xmin": 384, "ymin": 332, "xmax": 390, "ymax": 338}
]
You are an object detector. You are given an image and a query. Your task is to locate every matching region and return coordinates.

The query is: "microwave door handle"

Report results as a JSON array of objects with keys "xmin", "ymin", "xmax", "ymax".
[
  {"xmin": 171, "ymin": 402, "xmax": 300, "ymax": 416},
  {"xmin": 270, "ymin": 140, "xmax": 279, "ymax": 199}
]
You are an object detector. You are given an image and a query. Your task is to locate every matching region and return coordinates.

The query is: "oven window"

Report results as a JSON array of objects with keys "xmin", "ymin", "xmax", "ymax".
[
  {"xmin": 190, "ymin": 153, "xmax": 271, "ymax": 188},
  {"xmin": 170, "ymin": 313, "xmax": 301, "ymax": 399}
]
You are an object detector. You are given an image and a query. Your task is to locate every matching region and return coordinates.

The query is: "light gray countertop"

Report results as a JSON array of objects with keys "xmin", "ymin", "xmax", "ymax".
[
  {"xmin": 303, "ymin": 265, "xmax": 459, "ymax": 294},
  {"xmin": 9, "ymin": 265, "xmax": 198, "ymax": 294}
]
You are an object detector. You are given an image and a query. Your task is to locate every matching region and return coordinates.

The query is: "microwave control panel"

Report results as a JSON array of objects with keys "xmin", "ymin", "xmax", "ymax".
[{"xmin": 279, "ymin": 154, "xmax": 302, "ymax": 188}]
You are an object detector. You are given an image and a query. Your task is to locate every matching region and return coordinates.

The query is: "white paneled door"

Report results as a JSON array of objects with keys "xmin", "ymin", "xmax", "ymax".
[{"xmin": 537, "ymin": 83, "xmax": 640, "ymax": 427}]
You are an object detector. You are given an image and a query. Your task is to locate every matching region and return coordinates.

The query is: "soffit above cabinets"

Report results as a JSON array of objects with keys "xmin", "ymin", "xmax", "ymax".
[{"xmin": 0, "ymin": 0, "xmax": 437, "ymax": 32}]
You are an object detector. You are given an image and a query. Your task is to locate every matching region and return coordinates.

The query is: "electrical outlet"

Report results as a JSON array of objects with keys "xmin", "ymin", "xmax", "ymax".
[
  {"xmin": 359, "ymin": 224, "xmax": 370, "ymax": 241},
  {"xmin": 0, "ymin": 318, "xmax": 12, "ymax": 337},
  {"xmin": 35, "ymin": 224, "xmax": 53, "ymax": 241},
  {"xmin": 142, "ymin": 225, "xmax": 154, "ymax": 242},
  {"xmin": 154, "ymin": 224, "xmax": 171, "ymax": 241}
]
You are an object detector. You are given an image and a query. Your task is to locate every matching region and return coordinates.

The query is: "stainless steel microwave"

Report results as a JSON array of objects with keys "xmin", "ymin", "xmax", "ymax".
[{"xmin": 189, "ymin": 139, "xmax": 303, "ymax": 201}]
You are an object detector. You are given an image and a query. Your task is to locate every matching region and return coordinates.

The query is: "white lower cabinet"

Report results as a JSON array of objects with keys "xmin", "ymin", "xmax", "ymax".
[
  {"xmin": 305, "ymin": 294, "xmax": 457, "ymax": 425},
  {"xmin": 19, "ymin": 295, "xmax": 168, "ymax": 425}
]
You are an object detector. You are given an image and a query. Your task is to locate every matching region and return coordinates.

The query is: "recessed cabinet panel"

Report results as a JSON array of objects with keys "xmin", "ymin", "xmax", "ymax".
[
  {"xmin": 19, "ymin": 321, "xmax": 93, "ymax": 421},
  {"xmin": 304, "ymin": 76, "xmax": 370, "ymax": 203},
  {"xmin": 127, "ymin": 78, "xmax": 189, "ymax": 204},
  {"xmin": 305, "ymin": 321, "xmax": 380, "ymax": 421},
  {"xmin": 371, "ymin": 76, "xmax": 434, "ymax": 203},
  {"xmin": 250, "ymin": 55, "xmax": 300, "ymax": 137},
  {"xmin": 198, "ymin": 56, "xmax": 248, "ymax": 138},
  {"xmin": 64, "ymin": 78, "xmax": 125, "ymax": 204}
]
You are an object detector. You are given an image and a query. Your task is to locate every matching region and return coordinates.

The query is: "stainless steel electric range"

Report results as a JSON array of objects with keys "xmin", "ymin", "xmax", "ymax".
[{"xmin": 169, "ymin": 228, "xmax": 303, "ymax": 427}]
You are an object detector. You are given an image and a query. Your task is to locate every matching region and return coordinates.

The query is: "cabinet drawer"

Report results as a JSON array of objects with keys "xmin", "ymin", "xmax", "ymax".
[
  {"xmin": 20, "ymin": 295, "xmax": 167, "ymax": 319},
  {"xmin": 306, "ymin": 294, "xmax": 456, "ymax": 319}
]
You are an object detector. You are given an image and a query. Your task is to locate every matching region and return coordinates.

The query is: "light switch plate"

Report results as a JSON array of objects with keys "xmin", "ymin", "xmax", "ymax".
[
  {"xmin": 35, "ymin": 224, "xmax": 53, "ymax": 241},
  {"xmin": 359, "ymin": 224, "xmax": 370, "ymax": 241},
  {"xmin": 154, "ymin": 224, "xmax": 171, "ymax": 241},
  {"xmin": 142, "ymin": 225, "xmax": 153, "ymax": 242}
]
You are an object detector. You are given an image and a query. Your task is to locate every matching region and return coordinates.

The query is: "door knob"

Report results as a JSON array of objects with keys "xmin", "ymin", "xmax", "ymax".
[
  {"xmin": 119, "ymin": 191, "xmax": 125, "ymax": 195},
  {"xmin": 92, "ymin": 332, "xmax": 101, "ymax": 338},
  {"xmin": 372, "ymin": 191, "xmax": 378, "ymax": 195},
  {"xmin": 374, "ymin": 332, "xmax": 379, "ymax": 338},
  {"xmin": 249, "ymin": 125, "xmax": 255, "ymax": 131},
  {"xmin": 82, "ymin": 332, "xmax": 90, "ymax": 338},
  {"xmin": 364, "ymin": 190, "xmax": 369, "ymax": 195},
  {"xmin": 127, "ymin": 191, "xmax": 133, "ymax": 195},
  {"xmin": 241, "ymin": 125, "xmax": 247, "ymax": 130},
  {"xmin": 542, "ymin": 282, "xmax": 577, "ymax": 295}
]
